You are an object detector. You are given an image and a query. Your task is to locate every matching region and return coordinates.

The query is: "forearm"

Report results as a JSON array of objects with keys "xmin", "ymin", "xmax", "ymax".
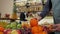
[{"xmin": 40, "ymin": 0, "xmax": 52, "ymax": 19}]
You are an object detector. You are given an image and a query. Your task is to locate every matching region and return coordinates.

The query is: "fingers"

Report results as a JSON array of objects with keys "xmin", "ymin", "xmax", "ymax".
[
  {"xmin": 54, "ymin": 24, "xmax": 60, "ymax": 26},
  {"xmin": 52, "ymin": 24, "xmax": 60, "ymax": 32},
  {"xmin": 53, "ymin": 27, "xmax": 60, "ymax": 32}
]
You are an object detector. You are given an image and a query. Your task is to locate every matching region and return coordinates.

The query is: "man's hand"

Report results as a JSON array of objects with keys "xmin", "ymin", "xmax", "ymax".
[{"xmin": 53, "ymin": 24, "xmax": 60, "ymax": 32}]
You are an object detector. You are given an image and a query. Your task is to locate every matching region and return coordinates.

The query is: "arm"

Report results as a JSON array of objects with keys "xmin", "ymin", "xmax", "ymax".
[{"xmin": 40, "ymin": 0, "xmax": 52, "ymax": 19}]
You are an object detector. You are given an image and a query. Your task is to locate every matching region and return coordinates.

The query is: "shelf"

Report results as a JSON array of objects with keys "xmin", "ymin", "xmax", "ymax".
[{"xmin": 0, "ymin": 18, "xmax": 20, "ymax": 20}]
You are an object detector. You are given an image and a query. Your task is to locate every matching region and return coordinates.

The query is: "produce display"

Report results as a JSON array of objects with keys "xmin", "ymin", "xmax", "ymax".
[{"xmin": 0, "ymin": 18, "xmax": 53, "ymax": 34}]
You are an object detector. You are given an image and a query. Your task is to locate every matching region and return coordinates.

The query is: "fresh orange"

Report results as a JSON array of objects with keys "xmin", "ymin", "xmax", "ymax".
[
  {"xmin": 30, "ymin": 18, "xmax": 38, "ymax": 27},
  {"xmin": 31, "ymin": 26, "xmax": 44, "ymax": 34}
]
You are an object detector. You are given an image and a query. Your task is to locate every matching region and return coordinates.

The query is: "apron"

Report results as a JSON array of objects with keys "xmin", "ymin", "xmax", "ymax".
[{"xmin": 51, "ymin": 0, "xmax": 60, "ymax": 34}]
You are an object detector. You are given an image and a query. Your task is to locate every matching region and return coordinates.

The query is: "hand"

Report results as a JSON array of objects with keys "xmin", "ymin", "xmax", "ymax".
[{"xmin": 53, "ymin": 24, "xmax": 60, "ymax": 32}]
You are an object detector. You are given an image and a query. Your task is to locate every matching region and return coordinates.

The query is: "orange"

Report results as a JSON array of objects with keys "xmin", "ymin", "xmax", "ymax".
[
  {"xmin": 31, "ymin": 26, "xmax": 44, "ymax": 34},
  {"xmin": 30, "ymin": 18, "xmax": 38, "ymax": 27},
  {"xmin": 0, "ymin": 26, "xmax": 4, "ymax": 32}
]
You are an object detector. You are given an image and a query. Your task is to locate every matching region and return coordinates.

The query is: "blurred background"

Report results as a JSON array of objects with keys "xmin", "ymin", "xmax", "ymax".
[{"xmin": 0, "ymin": 0, "xmax": 54, "ymax": 34}]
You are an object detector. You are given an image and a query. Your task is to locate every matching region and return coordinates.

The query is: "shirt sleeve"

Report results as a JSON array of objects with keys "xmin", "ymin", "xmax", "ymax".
[{"xmin": 40, "ymin": 0, "xmax": 52, "ymax": 19}]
